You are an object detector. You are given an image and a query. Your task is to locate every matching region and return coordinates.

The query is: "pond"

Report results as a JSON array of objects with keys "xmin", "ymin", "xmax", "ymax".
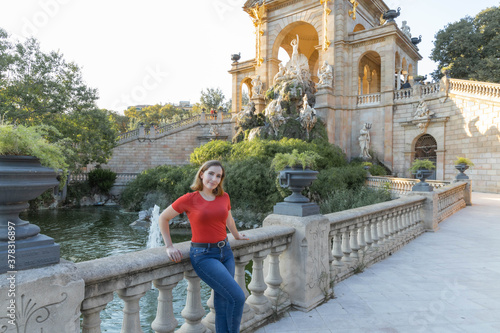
[{"xmin": 21, "ymin": 206, "xmax": 210, "ymax": 332}]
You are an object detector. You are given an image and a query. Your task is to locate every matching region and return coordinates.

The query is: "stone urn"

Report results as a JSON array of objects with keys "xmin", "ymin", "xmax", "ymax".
[
  {"xmin": 0, "ymin": 156, "xmax": 60, "ymax": 273},
  {"xmin": 274, "ymin": 166, "xmax": 320, "ymax": 216},
  {"xmin": 231, "ymin": 52, "xmax": 241, "ymax": 63},
  {"xmin": 455, "ymin": 163, "xmax": 470, "ymax": 180},
  {"xmin": 383, "ymin": 7, "xmax": 401, "ymax": 22},
  {"xmin": 412, "ymin": 168, "xmax": 434, "ymax": 192},
  {"xmin": 279, "ymin": 166, "xmax": 318, "ymax": 203},
  {"xmin": 411, "ymin": 35, "xmax": 422, "ymax": 46}
]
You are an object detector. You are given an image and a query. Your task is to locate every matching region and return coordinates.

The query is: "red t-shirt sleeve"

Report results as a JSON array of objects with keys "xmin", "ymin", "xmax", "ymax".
[{"xmin": 171, "ymin": 192, "xmax": 193, "ymax": 214}]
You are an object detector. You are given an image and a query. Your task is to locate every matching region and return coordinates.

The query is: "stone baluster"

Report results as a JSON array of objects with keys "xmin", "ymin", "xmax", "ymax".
[
  {"xmin": 386, "ymin": 212, "xmax": 394, "ymax": 242},
  {"xmin": 328, "ymin": 234, "xmax": 335, "ymax": 276},
  {"xmin": 117, "ymin": 282, "xmax": 152, "ymax": 333},
  {"xmin": 402, "ymin": 208, "xmax": 410, "ymax": 240},
  {"xmin": 81, "ymin": 293, "xmax": 114, "ymax": 333},
  {"xmin": 201, "ymin": 290, "xmax": 215, "ymax": 332},
  {"xmin": 381, "ymin": 215, "xmax": 389, "ymax": 248},
  {"xmin": 178, "ymin": 270, "xmax": 209, "ymax": 333},
  {"xmin": 357, "ymin": 219, "xmax": 367, "ymax": 257},
  {"xmin": 265, "ymin": 245, "xmax": 288, "ymax": 304},
  {"xmin": 349, "ymin": 225, "xmax": 360, "ymax": 260},
  {"xmin": 152, "ymin": 273, "xmax": 184, "ymax": 333},
  {"xmin": 341, "ymin": 228, "xmax": 352, "ymax": 262},
  {"xmin": 394, "ymin": 210, "xmax": 402, "ymax": 240},
  {"xmin": 371, "ymin": 218, "xmax": 379, "ymax": 249},
  {"xmin": 247, "ymin": 250, "xmax": 271, "ymax": 314},
  {"xmin": 234, "ymin": 254, "xmax": 254, "ymax": 326},
  {"xmin": 376, "ymin": 216, "xmax": 385, "ymax": 248},
  {"xmin": 364, "ymin": 221, "xmax": 373, "ymax": 252},
  {"xmin": 331, "ymin": 230, "xmax": 344, "ymax": 270}
]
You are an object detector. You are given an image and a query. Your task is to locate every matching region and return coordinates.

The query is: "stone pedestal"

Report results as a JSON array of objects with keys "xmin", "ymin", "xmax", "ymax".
[
  {"xmin": 407, "ymin": 192, "xmax": 439, "ymax": 232},
  {"xmin": 273, "ymin": 202, "xmax": 320, "ymax": 217},
  {"xmin": 314, "ymin": 86, "xmax": 335, "ymax": 144},
  {"xmin": 0, "ymin": 261, "xmax": 85, "ymax": 332},
  {"xmin": 251, "ymin": 96, "xmax": 266, "ymax": 114},
  {"xmin": 454, "ymin": 179, "xmax": 472, "ymax": 206},
  {"xmin": 263, "ymin": 214, "xmax": 329, "ymax": 311}
]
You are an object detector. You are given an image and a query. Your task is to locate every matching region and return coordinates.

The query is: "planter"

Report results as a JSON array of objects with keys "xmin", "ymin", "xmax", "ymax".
[
  {"xmin": 274, "ymin": 166, "xmax": 320, "ymax": 216},
  {"xmin": 279, "ymin": 166, "xmax": 318, "ymax": 203},
  {"xmin": 455, "ymin": 163, "xmax": 470, "ymax": 180},
  {"xmin": 412, "ymin": 168, "xmax": 434, "ymax": 192},
  {"xmin": 0, "ymin": 156, "xmax": 60, "ymax": 273}
]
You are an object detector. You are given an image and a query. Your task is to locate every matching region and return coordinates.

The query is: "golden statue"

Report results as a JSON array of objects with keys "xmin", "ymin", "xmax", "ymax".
[
  {"xmin": 348, "ymin": 0, "xmax": 358, "ymax": 20},
  {"xmin": 320, "ymin": 0, "xmax": 331, "ymax": 51},
  {"xmin": 249, "ymin": 3, "xmax": 266, "ymax": 66}
]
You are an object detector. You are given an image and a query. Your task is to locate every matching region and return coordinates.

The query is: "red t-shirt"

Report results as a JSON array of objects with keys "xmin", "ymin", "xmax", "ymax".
[{"xmin": 171, "ymin": 191, "xmax": 231, "ymax": 243}]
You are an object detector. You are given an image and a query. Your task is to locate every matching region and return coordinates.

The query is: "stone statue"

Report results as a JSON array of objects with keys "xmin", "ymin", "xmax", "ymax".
[
  {"xmin": 251, "ymin": 75, "xmax": 264, "ymax": 97},
  {"xmin": 290, "ymin": 34, "xmax": 300, "ymax": 65},
  {"xmin": 359, "ymin": 123, "xmax": 371, "ymax": 159},
  {"xmin": 209, "ymin": 124, "xmax": 220, "ymax": 136},
  {"xmin": 317, "ymin": 60, "xmax": 333, "ymax": 88},
  {"xmin": 401, "ymin": 21, "xmax": 411, "ymax": 39},
  {"xmin": 264, "ymin": 95, "xmax": 286, "ymax": 136},
  {"xmin": 299, "ymin": 94, "xmax": 317, "ymax": 139},
  {"xmin": 273, "ymin": 63, "xmax": 286, "ymax": 85},
  {"xmin": 414, "ymin": 100, "xmax": 434, "ymax": 120}
]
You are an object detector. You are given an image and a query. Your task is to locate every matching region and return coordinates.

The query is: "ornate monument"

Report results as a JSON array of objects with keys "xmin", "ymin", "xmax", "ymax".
[{"xmin": 359, "ymin": 123, "xmax": 372, "ymax": 159}]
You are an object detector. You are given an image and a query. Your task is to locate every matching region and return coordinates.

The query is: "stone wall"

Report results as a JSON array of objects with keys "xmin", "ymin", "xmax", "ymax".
[
  {"xmin": 105, "ymin": 118, "xmax": 234, "ymax": 174},
  {"xmin": 392, "ymin": 89, "xmax": 500, "ymax": 193}
]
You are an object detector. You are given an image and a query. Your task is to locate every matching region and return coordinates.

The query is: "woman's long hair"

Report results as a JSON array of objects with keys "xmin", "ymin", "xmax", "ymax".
[{"xmin": 191, "ymin": 160, "xmax": 225, "ymax": 196}]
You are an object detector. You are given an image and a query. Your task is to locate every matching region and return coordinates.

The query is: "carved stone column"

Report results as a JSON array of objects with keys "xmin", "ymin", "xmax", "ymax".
[
  {"xmin": 178, "ymin": 270, "xmax": 210, "ymax": 333},
  {"xmin": 117, "ymin": 282, "xmax": 151, "ymax": 333},
  {"xmin": 81, "ymin": 293, "xmax": 114, "ymax": 333},
  {"xmin": 152, "ymin": 273, "xmax": 184, "ymax": 333},
  {"xmin": 247, "ymin": 249, "xmax": 271, "ymax": 314}
]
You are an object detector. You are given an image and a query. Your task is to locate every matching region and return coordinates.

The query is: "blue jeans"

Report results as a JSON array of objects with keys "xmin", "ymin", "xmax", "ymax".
[{"xmin": 190, "ymin": 243, "xmax": 246, "ymax": 333}]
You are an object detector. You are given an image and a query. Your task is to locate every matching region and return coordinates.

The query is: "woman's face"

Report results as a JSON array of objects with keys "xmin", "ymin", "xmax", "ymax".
[{"xmin": 200, "ymin": 165, "xmax": 223, "ymax": 191}]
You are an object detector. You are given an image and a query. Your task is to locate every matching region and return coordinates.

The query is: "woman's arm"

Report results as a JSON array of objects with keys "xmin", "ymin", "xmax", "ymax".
[
  {"xmin": 226, "ymin": 210, "xmax": 249, "ymax": 240},
  {"xmin": 159, "ymin": 205, "xmax": 182, "ymax": 262}
]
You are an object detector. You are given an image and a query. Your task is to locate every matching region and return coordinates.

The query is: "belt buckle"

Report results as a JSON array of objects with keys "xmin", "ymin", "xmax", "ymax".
[{"xmin": 217, "ymin": 240, "xmax": 226, "ymax": 248}]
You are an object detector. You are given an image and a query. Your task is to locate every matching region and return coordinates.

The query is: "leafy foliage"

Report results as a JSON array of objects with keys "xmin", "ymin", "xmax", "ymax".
[
  {"xmin": 430, "ymin": 6, "xmax": 500, "ymax": 82},
  {"xmin": 319, "ymin": 186, "xmax": 392, "ymax": 214},
  {"xmin": 271, "ymin": 149, "xmax": 320, "ymax": 171},
  {"xmin": 88, "ymin": 168, "xmax": 117, "ymax": 195},
  {"xmin": 454, "ymin": 157, "xmax": 474, "ymax": 166},
  {"xmin": 409, "ymin": 159, "xmax": 436, "ymax": 172},
  {"xmin": 0, "ymin": 28, "xmax": 117, "ymax": 170},
  {"xmin": 123, "ymin": 103, "xmax": 193, "ymax": 130},
  {"xmin": 200, "ymin": 87, "xmax": 227, "ymax": 112}
]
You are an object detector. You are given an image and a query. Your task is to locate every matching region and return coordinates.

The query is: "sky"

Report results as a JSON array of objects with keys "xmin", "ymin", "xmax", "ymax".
[{"xmin": 0, "ymin": 0, "xmax": 498, "ymax": 113}]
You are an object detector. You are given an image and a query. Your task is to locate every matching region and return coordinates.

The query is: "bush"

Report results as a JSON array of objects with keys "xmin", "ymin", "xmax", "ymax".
[
  {"xmin": 225, "ymin": 157, "xmax": 281, "ymax": 213},
  {"xmin": 120, "ymin": 164, "xmax": 196, "ymax": 211},
  {"xmin": 88, "ymin": 168, "xmax": 117, "ymax": 195},
  {"xmin": 309, "ymin": 165, "xmax": 367, "ymax": 201},
  {"xmin": 369, "ymin": 164, "xmax": 387, "ymax": 176},
  {"xmin": 190, "ymin": 140, "xmax": 232, "ymax": 166},
  {"xmin": 66, "ymin": 181, "xmax": 91, "ymax": 206},
  {"xmin": 320, "ymin": 186, "xmax": 392, "ymax": 214}
]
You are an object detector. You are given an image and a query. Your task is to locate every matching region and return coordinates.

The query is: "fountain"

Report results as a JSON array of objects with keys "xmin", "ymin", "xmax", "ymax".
[{"xmin": 146, "ymin": 205, "xmax": 163, "ymax": 248}]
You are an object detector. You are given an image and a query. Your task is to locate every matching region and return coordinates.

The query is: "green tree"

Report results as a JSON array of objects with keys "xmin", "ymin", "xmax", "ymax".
[
  {"xmin": 200, "ymin": 87, "xmax": 226, "ymax": 111},
  {"xmin": 0, "ymin": 28, "xmax": 117, "ymax": 169},
  {"xmin": 430, "ymin": 6, "xmax": 500, "ymax": 82}
]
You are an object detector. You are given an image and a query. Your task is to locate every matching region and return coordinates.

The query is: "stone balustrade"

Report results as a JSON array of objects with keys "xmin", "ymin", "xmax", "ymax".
[
  {"xmin": 325, "ymin": 196, "xmax": 426, "ymax": 284},
  {"xmin": 393, "ymin": 82, "xmax": 440, "ymax": 102},
  {"xmin": 357, "ymin": 93, "xmax": 381, "ymax": 105},
  {"xmin": 435, "ymin": 182, "xmax": 466, "ymax": 223},
  {"xmin": 366, "ymin": 176, "xmax": 450, "ymax": 198},
  {"xmin": 394, "ymin": 87, "xmax": 413, "ymax": 101},
  {"xmin": 69, "ymin": 172, "xmax": 138, "ymax": 185},
  {"xmin": 75, "ymin": 225, "xmax": 295, "ymax": 333},
  {"xmin": 449, "ymin": 78, "xmax": 500, "ymax": 101}
]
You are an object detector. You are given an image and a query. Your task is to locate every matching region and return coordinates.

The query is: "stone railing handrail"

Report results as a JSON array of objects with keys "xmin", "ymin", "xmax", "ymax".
[
  {"xmin": 69, "ymin": 172, "xmax": 138, "ymax": 184},
  {"xmin": 155, "ymin": 114, "xmax": 202, "ymax": 136},
  {"xmin": 357, "ymin": 93, "xmax": 381, "ymax": 106},
  {"xmin": 393, "ymin": 82, "xmax": 440, "ymax": 102},
  {"xmin": 435, "ymin": 181, "xmax": 466, "ymax": 223},
  {"xmin": 76, "ymin": 225, "xmax": 295, "ymax": 333},
  {"xmin": 366, "ymin": 176, "xmax": 450, "ymax": 197},
  {"xmin": 394, "ymin": 87, "xmax": 413, "ymax": 101},
  {"xmin": 325, "ymin": 195, "xmax": 426, "ymax": 283},
  {"xmin": 449, "ymin": 78, "xmax": 500, "ymax": 100}
]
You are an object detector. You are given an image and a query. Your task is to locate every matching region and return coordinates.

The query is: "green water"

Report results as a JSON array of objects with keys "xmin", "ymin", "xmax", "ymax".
[{"xmin": 21, "ymin": 206, "xmax": 208, "ymax": 332}]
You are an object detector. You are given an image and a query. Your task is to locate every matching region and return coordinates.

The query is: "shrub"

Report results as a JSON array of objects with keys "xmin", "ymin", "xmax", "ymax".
[
  {"xmin": 320, "ymin": 186, "xmax": 392, "ymax": 214},
  {"xmin": 369, "ymin": 164, "xmax": 387, "ymax": 176},
  {"xmin": 309, "ymin": 165, "xmax": 367, "ymax": 201},
  {"xmin": 66, "ymin": 181, "xmax": 91, "ymax": 206},
  {"xmin": 454, "ymin": 157, "xmax": 474, "ymax": 166},
  {"xmin": 190, "ymin": 140, "xmax": 232, "ymax": 166},
  {"xmin": 120, "ymin": 164, "xmax": 196, "ymax": 211},
  {"xmin": 88, "ymin": 168, "xmax": 117, "ymax": 195},
  {"xmin": 225, "ymin": 157, "xmax": 281, "ymax": 213}
]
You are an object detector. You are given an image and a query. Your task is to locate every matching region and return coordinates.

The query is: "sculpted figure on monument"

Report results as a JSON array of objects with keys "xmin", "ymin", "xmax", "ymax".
[
  {"xmin": 299, "ymin": 94, "xmax": 317, "ymax": 138},
  {"xmin": 251, "ymin": 75, "xmax": 264, "ymax": 97},
  {"xmin": 273, "ymin": 63, "xmax": 286, "ymax": 85},
  {"xmin": 359, "ymin": 123, "xmax": 371, "ymax": 159},
  {"xmin": 401, "ymin": 21, "xmax": 411, "ymax": 39},
  {"xmin": 414, "ymin": 99, "xmax": 434, "ymax": 120},
  {"xmin": 317, "ymin": 60, "xmax": 334, "ymax": 88}
]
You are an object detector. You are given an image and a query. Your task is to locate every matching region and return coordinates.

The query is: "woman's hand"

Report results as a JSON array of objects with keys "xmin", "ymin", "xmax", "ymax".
[
  {"xmin": 234, "ymin": 232, "xmax": 249, "ymax": 240},
  {"xmin": 166, "ymin": 245, "xmax": 182, "ymax": 263}
]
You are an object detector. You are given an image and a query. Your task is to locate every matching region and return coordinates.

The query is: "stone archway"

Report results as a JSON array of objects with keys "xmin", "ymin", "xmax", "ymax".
[
  {"xmin": 271, "ymin": 21, "xmax": 320, "ymax": 83},
  {"xmin": 414, "ymin": 134, "xmax": 437, "ymax": 180},
  {"xmin": 358, "ymin": 51, "xmax": 381, "ymax": 94}
]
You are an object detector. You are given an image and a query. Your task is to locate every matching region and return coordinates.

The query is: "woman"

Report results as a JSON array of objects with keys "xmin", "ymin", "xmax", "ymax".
[{"xmin": 159, "ymin": 160, "xmax": 248, "ymax": 333}]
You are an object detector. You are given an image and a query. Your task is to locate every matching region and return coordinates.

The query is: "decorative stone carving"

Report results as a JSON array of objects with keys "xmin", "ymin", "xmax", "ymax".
[
  {"xmin": 317, "ymin": 60, "xmax": 333, "ymax": 88},
  {"xmin": 401, "ymin": 21, "xmax": 411, "ymax": 39},
  {"xmin": 285, "ymin": 35, "xmax": 311, "ymax": 83},
  {"xmin": 413, "ymin": 99, "xmax": 434, "ymax": 133},
  {"xmin": 264, "ymin": 95, "xmax": 286, "ymax": 136},
  {"xmin": 273, "ymin": 63, "xmax": 286, "ymax": 85},
  {"xmin": 251, "ymin": 75, "xmax": 264, "ymax": 97},
  {"xmin": 209, "ymin": 124, "xmax": 220, "ymax": 136},
  {"xmin": 359, "ymin": 123, "xmax": 372, "ymax": 159},
  {"xmin": 348, "ymin": 0, "xmax": 359, "ymax": 20},
  {"xmin": 299, "ymin": 94, "xmax": 317, "ymax": 139}
]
